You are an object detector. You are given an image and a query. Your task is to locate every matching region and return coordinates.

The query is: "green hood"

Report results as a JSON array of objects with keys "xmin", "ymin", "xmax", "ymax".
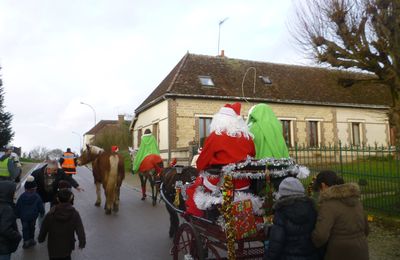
[
  {"xmin": 133, "ymin": 134, "xmax": 160, "ymax": 172},
  {"xmin": 247, "ymin": 104, "xmax": 289, "ymax": 159}
]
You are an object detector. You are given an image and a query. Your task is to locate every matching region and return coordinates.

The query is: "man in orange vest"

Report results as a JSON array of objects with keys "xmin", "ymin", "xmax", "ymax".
[{"xmin": 59, "ymin": 148, "xmax": 77, "ymax": 175}]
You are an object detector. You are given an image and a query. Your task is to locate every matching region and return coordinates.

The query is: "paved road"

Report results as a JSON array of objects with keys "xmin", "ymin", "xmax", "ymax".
[{"xmin": 13, "ymin": 166, "xmax": 172, "ymax": 260}]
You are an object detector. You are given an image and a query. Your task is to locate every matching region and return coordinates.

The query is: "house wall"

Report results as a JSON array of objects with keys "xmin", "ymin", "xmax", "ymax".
[{"xmin": 132, "ymin": 100, "xmax": 169, "ymax": 153}]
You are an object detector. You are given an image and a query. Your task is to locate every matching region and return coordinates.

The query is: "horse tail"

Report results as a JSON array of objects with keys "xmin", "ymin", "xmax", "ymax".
[{"xmin": 106, "ymin": 155, "xmax": 119, "ymax": 206}]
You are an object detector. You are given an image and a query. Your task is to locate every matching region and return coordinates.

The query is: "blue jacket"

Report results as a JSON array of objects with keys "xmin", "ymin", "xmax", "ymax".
[
  {"xmin": 266, "ymin": 196, "xmax": 320, "ymax": 260},
  {"xmin": 16, "ymin": 190, "xmax": 44, "ymax": 222}
]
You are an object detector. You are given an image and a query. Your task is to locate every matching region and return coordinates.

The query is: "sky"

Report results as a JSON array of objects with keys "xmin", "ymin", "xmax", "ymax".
[{"xmin": 0, "ymin": 0, "xmax": 309, "ymax": 154}]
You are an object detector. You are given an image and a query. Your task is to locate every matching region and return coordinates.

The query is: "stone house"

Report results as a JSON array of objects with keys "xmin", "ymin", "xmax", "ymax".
[{"xmin": 131, "ymin": 53, "xmax": 393, "ymax": 165}]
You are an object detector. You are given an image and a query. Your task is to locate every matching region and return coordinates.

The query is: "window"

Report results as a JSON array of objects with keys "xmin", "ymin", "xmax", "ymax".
[
  {"xmin": 198, "ymin": 76, "xmax": 214, "ymax": 87},
  {"xmin": 152, "ymin": 123, "xmax": 159, "ymax": 146},
  {"xmin": 199, "ymin": 117, "xmax": 212, "ymax": 147},
  {"xmin": 351, "ymin": 122, "xmax": 361, "ymax": 146},
  {"xmin": 281, "ymin": 120, "xmax": 292, "ymax": 147},
  {"xmin": 308, "ymin": 121, "xmax": 319, "ymax": 147},
  {"xmin": 137, "ymin": 129, "xmax": 142, "ymax": 147}
]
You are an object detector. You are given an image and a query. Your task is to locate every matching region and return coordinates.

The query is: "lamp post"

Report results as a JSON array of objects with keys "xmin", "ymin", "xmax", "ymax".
[
  {"xmin": 80, "ymin": 101, "xmax": 97, "ymax": 126},
  {"xmin": 72, "ymin": 131, "xmax": 82, "ymax": 151},
  {"xmin": 217, "ymin": 17, "xmax": 229, "ymax": 56}
]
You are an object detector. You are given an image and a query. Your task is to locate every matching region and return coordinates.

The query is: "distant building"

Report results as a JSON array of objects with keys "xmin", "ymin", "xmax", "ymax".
[
  {"xmin": 131, "ymin": 53, "xmax": 393, "ymax": 165},
  {"xmin": 84, "ymin": 115, "xmax": 130, "ymax": 146}
]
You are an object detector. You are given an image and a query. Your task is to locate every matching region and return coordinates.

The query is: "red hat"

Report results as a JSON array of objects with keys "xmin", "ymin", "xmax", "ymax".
[
  {"xmin": 111, "ymin": 146, "xmax": 119, "ymax": 152},
  {"xmin": 218, "ymin": 102, "xmax": 241, "ymax": 117}
]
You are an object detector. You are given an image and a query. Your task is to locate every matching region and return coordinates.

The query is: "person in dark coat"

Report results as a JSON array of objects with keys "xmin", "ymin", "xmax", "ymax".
[
  {"xmin": 31, "ymin": 160, "xmax": 83, "ymax": 206},
  {"xmin": 0, "ymin": 180, "xmax": 22, "ymax": 260},
  {"xmin": 312, "ymin": 170, "xmax": 369, "ymax": 260},
  {"xmin": 265, "ymin": 177, "xmax": 319, "ymax": 260},
  {"xmin": 15, "ymin": 175, "xmax": 45, "ymax": 249},
  {"xmin": 38, "ymin": 189, "xmax": 86, "ymax": 260}
]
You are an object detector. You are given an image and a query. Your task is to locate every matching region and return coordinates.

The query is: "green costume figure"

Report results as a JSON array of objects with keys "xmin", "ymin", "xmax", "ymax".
[
  {"xmin": 132, "ymin": 129, "xmax": 160, "ymax": 174},
  {"xmin": 247, "ymin": 103, "xmax": 289, "ymax": 159}
]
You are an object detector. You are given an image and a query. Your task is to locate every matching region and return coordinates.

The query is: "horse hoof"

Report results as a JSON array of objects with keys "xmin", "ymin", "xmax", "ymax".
[
  {"xmin": 113, "ymin": 206, "xmax": 119, "ymax": 212},
  {"xmin": 152, "ymin": 200, "xmax": 157, "ymax": 206},
  {"xmin": 141, "ymin": 197, "xmax": 146, "ymax": 201},
  {"xmin": 95, "ymin": 202, "xmax": 101, "ymax": 207},
  {"xmin": 105, "ymin": 209, "xmax": 112, "ymax": 215}
]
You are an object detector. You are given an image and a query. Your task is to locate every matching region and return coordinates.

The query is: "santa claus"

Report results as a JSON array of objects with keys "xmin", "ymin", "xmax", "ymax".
[{"xmin": 185, "ymin": 102, "xmax": 256, "ymax": 217}]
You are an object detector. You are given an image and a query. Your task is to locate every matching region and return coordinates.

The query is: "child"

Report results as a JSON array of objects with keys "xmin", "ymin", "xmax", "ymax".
[
  {"xmin": 38, "ymin": 189, "xmax": 86, "ymax": 260},
  {"xmin": 0, "ymin": 180, "xmax": 21, "ymax": 260},
  {"xmin": 312, "ymin": 170, "xmax": 369, "ymax": 260},
  {"xmin": 265, "ymin": 177, "xmax": 319, "ymax": 260},
  {"xmin": 15, "ymin": 175, "xmax": 44, "ymax": 249}
]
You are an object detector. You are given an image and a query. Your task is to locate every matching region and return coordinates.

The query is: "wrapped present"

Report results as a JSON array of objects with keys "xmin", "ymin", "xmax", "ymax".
[{"xmin": 232, "ymin": 199, "xmax": 257, "ymax": 239}]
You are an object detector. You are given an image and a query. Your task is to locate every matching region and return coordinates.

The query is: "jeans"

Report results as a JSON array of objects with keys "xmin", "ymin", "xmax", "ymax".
[
  {"xmin": 0, "ymin": 254, "xmax": 11, "ymax": 260},
  {"xmin": 22, "ymin": 220, "xmax": 36, "ymax": 241}
]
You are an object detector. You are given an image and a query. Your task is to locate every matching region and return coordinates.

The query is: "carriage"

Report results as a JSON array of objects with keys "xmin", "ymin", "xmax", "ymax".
[{"xmin": 160, "ymin": 157, "xmax": 309, "ymax": 260}]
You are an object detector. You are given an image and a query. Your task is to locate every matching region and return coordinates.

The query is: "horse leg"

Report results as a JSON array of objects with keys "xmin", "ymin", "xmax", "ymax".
[
  {"xmin": 166, "ymin": 203, "xmax": 179, "ymax": 238},
  {"xmin": 150, "ymin": 175, "xmax": 156, "ymax": 206},
  {"xmin": 113, "ymin": 185, "xmax": 120, "ymax": 212},
  {"xmin": 139, "ymin": 173, "xmax": 147, "ymax": 200},
  {"xmin": 95, "ymin": 182, "xmax": 101, "ymax": 207}
]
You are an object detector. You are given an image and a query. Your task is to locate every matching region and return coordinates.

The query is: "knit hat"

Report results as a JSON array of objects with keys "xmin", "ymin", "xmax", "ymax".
[
  {"xmin": 24, "ymin": 175, "xmax": 37, "ymax": 190},
  {"xmin": 278, "ymin": 177, "xmax": 305, "ymax": 198}
]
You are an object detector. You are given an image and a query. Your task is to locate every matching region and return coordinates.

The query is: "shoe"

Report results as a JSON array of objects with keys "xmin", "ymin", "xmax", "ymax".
[{"xmin": 29, "ymin": 239, "xmax": 37, "ymax": 247}]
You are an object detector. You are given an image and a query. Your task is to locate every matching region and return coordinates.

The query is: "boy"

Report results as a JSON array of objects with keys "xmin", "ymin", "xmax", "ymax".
[
  {"xmin": 15, "ymin": 176, "xmax": 44, "ymax": 249},
  {"xmin": 38, "ymin": 189, "xmax": 86, "ymax": 260}
]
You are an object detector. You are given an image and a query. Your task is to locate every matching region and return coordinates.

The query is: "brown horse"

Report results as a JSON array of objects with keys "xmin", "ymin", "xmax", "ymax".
[
  {"xmin": 77, "ymin": 144, "xmax": 125, "ymax": 214},
  {"xmin": 159, "ymin": 166, "xmax": 199, "ymax": 237}
]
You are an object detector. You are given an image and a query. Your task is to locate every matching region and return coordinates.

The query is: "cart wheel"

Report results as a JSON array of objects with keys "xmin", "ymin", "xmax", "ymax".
[
  {"xmin": 172, "ymin": 222, "xmax": 204, "ymax": 260},
  {"xmin": 204, "ymin": 243, "xmax": 221, "ymax": 260}
]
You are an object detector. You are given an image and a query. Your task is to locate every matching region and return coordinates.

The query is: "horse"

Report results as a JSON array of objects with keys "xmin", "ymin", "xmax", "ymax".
[
  {"xmin": 77, "ymin": 144, "xmax": 125, "ymax": 214},
  {"xmin": 129, "ymin": 148, "xmax": 164, "ymax": 206},
  {"xmin": 159, "ymin": 166, "xmax": 199, "ymax": 238}
]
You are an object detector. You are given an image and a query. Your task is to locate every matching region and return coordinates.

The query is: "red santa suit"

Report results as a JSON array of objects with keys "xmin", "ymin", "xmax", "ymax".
[{"xmin": 185, "ymin": 103, "xmax": 255, "ymax": 217}]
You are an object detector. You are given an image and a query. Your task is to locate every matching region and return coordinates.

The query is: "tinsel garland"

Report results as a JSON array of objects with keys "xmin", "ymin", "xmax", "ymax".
[{"xmin": 221, "ymin": 174, "xmax": 236, "ymax": 260}]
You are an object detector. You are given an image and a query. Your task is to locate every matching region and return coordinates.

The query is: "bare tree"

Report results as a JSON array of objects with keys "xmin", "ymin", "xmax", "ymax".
[
  {"xmin": 292, "ymin": 0, "xmax": 400, "ymax": 145},
  {"xmin": 28, "ymin": 146, "xmax": 49, "ymax": 161}
]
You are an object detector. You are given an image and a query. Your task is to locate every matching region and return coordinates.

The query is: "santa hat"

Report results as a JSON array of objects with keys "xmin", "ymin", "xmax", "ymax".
[
  {"xmin": 218, "ymin": 102, "xmax": 241, "ymax": 117},
  {"xmin": 111, "ymin": 146, "xmax": 119, "ymax": 152},
  {"xmin": 24, "ymin": 176, "xmax": 37, "ymax": 190}
]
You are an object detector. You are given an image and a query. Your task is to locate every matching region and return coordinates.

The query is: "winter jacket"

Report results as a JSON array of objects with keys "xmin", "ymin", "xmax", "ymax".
[
  {"xmin": 266, "ymin": 195, "xmax": 320, "ymax": 260},
  {"xmin": 15, "ymin": 190, "xmax": 44, "ymax": 222},
  {"xmin": 0, "ymin": 180, "xmax": 22, "ymax": 254},
  {"xmin": 31, "ymin": 165, "xmax": 79, "ymax": 203},
  {"xmin": 38, "ymin": 203, "xmax": 86, "ymax": 258},
  {"xmin": 312, "ymin": 183, "xmax": 369, "ymax": 260}
]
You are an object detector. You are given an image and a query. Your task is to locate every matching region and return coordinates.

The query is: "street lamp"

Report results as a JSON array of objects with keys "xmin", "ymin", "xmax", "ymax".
[
  {"xmin": 80, "ymin": 101, "xmax": 97, "ymax": 126},
  {"xmin": 72, "ymin": 131, "xmax": 82, "ymax": 151}
]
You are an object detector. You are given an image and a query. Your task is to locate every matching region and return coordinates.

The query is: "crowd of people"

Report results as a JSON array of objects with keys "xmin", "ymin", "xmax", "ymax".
[{"xmin": 0, "ymin": 148, "xmax": 85, "ymax": 260}]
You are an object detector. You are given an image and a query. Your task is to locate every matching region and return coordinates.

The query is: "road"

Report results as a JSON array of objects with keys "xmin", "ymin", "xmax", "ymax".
[{"xmin": 13, "ymin": 166, "xmax": 172, "ymax": 260}]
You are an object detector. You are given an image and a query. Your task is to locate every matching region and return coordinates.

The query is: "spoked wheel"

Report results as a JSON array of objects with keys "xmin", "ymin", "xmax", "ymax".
[
  {"xmin": 203, "ymin": 243, "xmax": 222, "ymax": 260},
  {"xmin": 172, "ymin": 222, "xmax": 204, "ymax": 260}
]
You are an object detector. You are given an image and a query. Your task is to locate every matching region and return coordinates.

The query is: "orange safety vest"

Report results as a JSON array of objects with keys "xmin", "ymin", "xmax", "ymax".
[{"xmin": 61, "ymin": 152, "xmax": 77, "ymax": 174}]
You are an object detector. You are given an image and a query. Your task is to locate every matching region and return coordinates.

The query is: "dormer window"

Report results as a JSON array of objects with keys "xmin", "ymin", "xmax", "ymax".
[
  {"xmin": 259, "ymin": 76, "xmax": 272, "ymax": 85},
  {"xmin": 199, "ymin": 76, "xmax": 215, "ymax": 87}
]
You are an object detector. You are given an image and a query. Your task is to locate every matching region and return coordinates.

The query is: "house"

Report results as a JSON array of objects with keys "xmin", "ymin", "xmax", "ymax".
[
  {"xmin": 131, "ymin": 53, "xmax": 393, "ymax": 165},
  {"xmin": 84, "ymin": 115, "xmax": 130, "ymax": 146}
]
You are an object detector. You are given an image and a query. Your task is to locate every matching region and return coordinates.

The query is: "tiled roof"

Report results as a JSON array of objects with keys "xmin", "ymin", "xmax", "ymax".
[
  {"xmin": 84, "ymin": 120, "xmax": 130, "ymax": 135},
  {"xmin": 135, "ymin": 53, "xmax": 392, "ymax": 113}
]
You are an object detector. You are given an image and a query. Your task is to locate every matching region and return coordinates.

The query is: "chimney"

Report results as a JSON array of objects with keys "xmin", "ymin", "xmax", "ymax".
[
  {"xmin": 220, "ymin": 50, "xmax": 225, "ymax": 57},
  {"xmin": 118, "ymin": 114, "xmax": 124, "ymax": 125}
]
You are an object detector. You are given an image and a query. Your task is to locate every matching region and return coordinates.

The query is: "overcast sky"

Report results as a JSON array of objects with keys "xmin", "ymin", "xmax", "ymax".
[{"xmin": 0, "ymin": 0, "xmax": 309, "ymax": 153}]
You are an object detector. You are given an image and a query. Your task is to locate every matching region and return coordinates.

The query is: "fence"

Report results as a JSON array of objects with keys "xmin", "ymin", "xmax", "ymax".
[{"xmin": 289, "ymin": 143, "xmax": 400, "ymax": 215}]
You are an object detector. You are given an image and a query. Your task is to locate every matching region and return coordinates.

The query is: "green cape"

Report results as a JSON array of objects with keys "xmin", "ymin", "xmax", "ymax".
[
  {"xmin": 133, "ymin": 134, "xmax": 160, "ymax": 172},
  {"xmin": 247, "ymin": 104, "xmax": 289, "ymax": 159}
]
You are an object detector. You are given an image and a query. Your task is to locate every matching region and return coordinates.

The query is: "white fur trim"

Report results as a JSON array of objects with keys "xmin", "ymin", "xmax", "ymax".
[
  {"xmin": 218, "ymin": 107, "xmax": 237, "ymax": 117},
  {"xmin": 203, "ymin": 177, "xmax": 219, "ymax": 192},
  {"xmin": 193, "ymin": 188, "xmax": 264, "ymax": 214},
  {"xmin": 296, "ymin": 166, "xmax": 310, "ymax": 179}
]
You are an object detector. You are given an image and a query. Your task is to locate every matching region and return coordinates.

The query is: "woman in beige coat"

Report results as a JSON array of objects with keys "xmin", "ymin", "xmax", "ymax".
[{"xmin": 312, "ymin": 170, "xmax": 369, "ymax": 260}]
